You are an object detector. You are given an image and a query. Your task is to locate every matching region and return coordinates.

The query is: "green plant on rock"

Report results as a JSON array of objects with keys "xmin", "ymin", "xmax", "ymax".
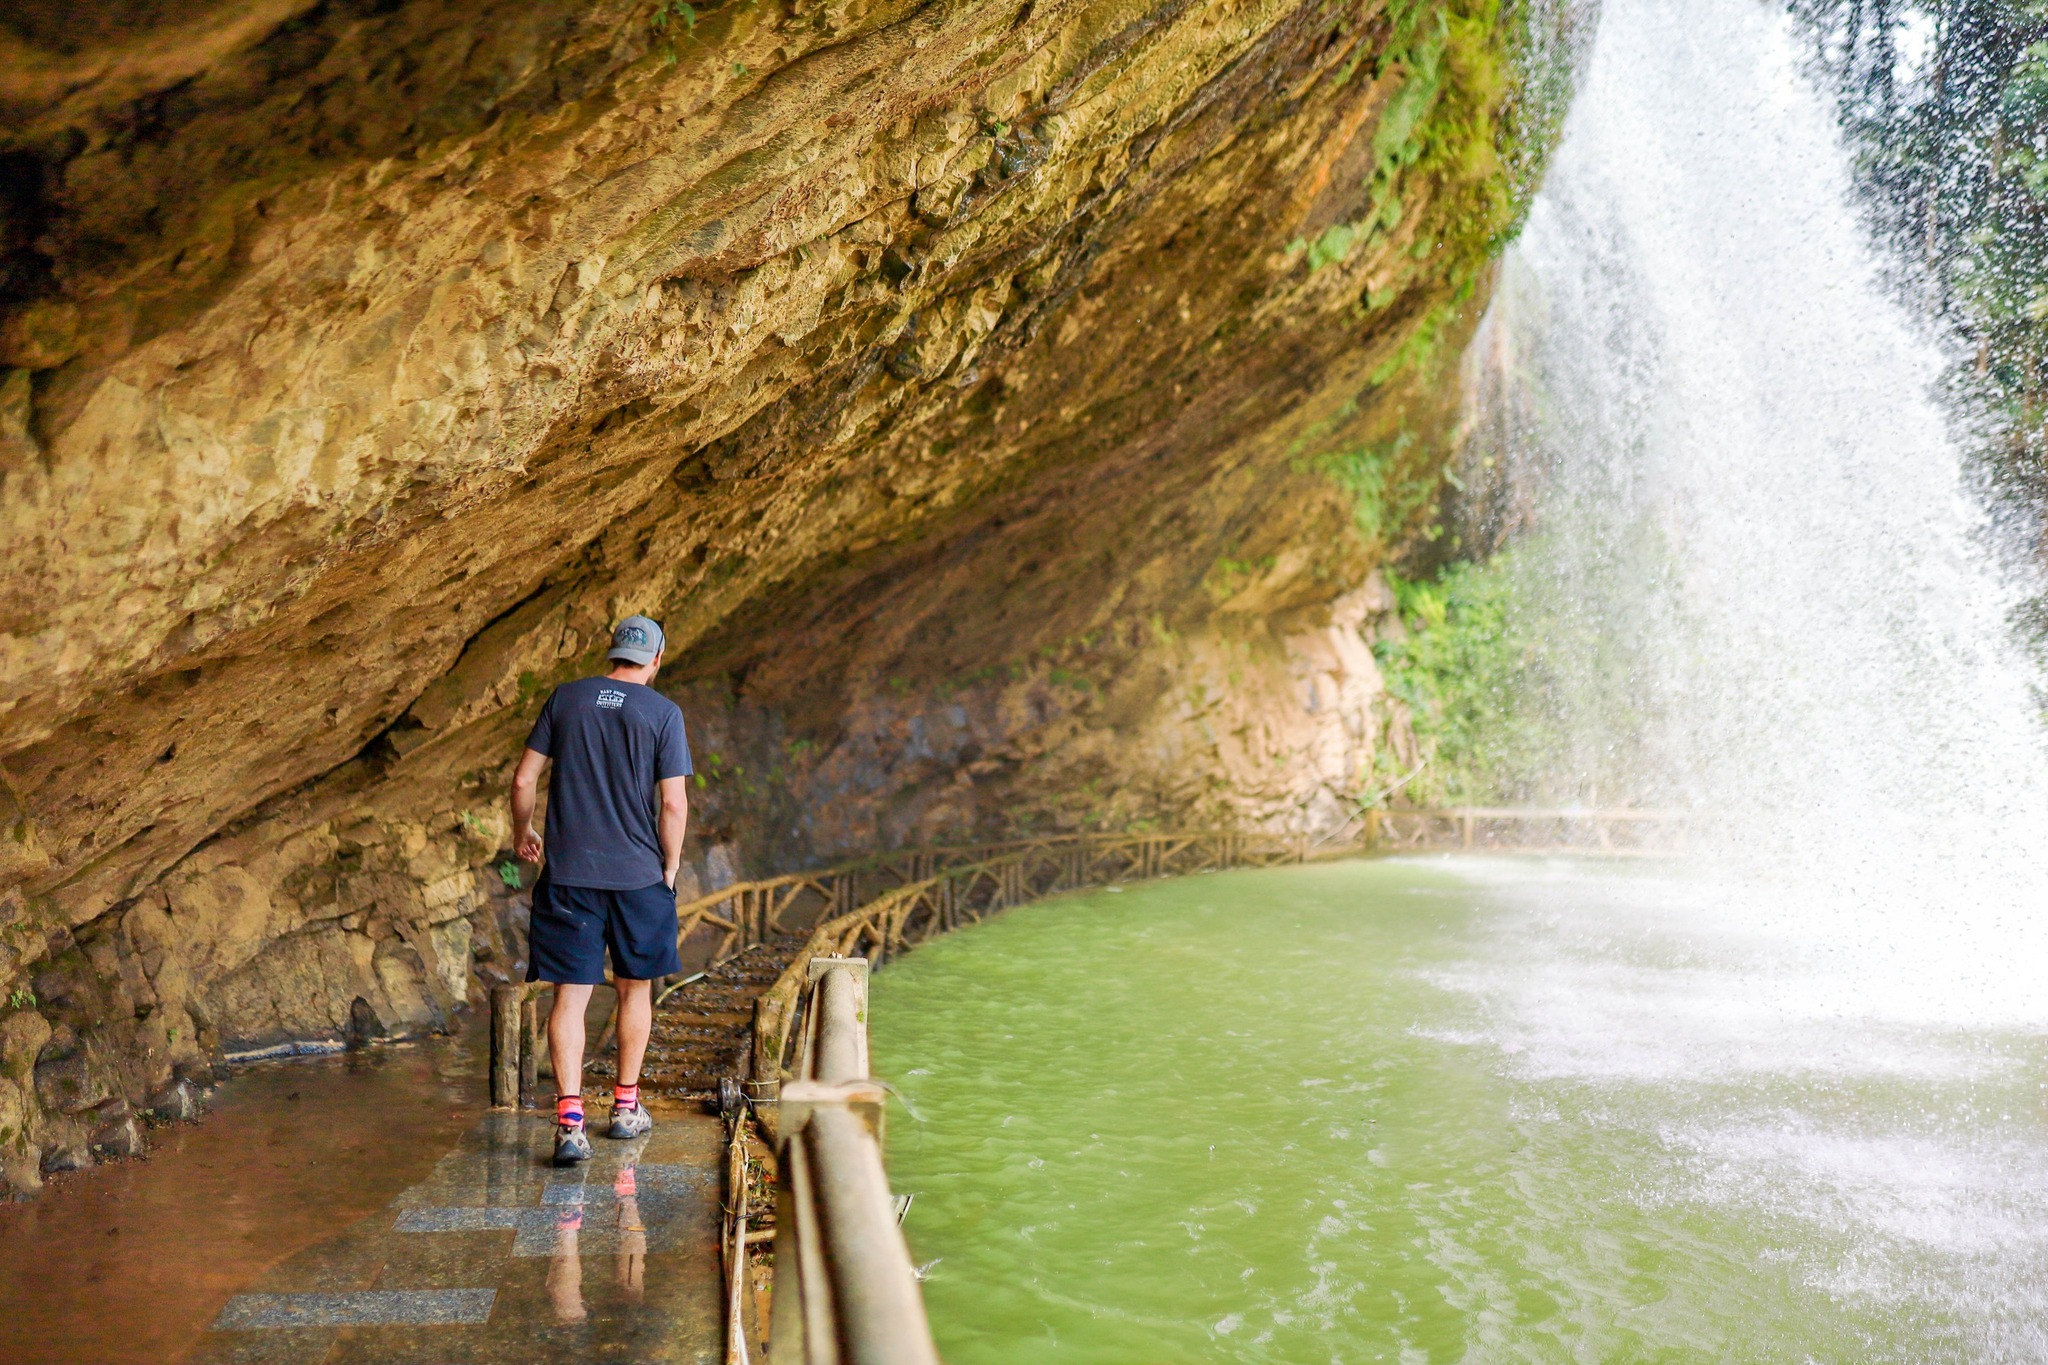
[
  {"xmin": 652, "ymin": 0, "xmax": 699, "ymax": 33},
  {"xmin": 1373, "ymin": 533, "xmax": 1677, "ymax": 806},
  {"xmin": 1373, "ymin": 558, "xmax": 1561, "ymax": 804},
  {"xmin": 650, "ymin": 0, "xmax": 765, "ymax": 65},
  {"xmin": 1293, "ymin": 1, "xmax": 1584, "ymax": 548},
  {"xmin": 651, "ymin": 0, "xmax": 701, "ymax": 63},
  {"xmin": 1204, "ymin": 554, "xmax": 1278, "ymax": 603},
  {"xmin": 1298, "ymin": 0, "xmax": 1577, "ymax": 287},
  {"xmin": 1313, "ymin": 431, "xmax": 1439, "ymax": 546},
  {"xmin": 1305, "ymin": 221, "xmax": 1369, "ymax": 272}
]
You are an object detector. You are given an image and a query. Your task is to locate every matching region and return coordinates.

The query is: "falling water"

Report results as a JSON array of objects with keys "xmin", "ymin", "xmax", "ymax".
[{"xmin": 1480, "ymin": 0, "xmax": 2048, "ymax": 1013}]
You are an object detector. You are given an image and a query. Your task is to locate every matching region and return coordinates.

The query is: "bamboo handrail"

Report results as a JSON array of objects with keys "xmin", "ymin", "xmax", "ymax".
[
  {"xmin": 722, "ymin": 833, "xmax": 1308, "ymax": 1364},
  {"xmin": 736, "ymin": 956, "xmax": 937, "ymax": 1365}
]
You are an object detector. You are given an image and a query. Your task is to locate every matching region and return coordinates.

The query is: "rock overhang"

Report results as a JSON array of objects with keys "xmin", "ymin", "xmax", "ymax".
[{"xmin": 0, "ymin": 0, "xmax": 1573, "ymax": 1190}]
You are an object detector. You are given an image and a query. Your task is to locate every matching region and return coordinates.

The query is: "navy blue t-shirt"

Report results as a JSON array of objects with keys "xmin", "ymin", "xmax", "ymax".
[{"xmin": 526, "ymin": 677, "xmax": 693, "ymax": 889}]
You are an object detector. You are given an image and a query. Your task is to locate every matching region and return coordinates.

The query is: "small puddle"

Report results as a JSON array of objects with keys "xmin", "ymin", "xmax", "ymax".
[{"xmin": 0, "ymin": 1030, "xmax": 485, "ymax": 1365}]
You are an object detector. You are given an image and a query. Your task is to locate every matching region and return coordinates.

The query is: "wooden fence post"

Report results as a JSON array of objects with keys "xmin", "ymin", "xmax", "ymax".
[{"xmin": 490, "ymin": 984, "xmax": 520, "ymax": 1108}]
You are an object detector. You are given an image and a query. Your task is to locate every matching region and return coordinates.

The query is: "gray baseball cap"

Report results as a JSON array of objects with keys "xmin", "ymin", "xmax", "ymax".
[{"xmin": 607, "ymin": 615, "xmax": 666, "ymax": 666}]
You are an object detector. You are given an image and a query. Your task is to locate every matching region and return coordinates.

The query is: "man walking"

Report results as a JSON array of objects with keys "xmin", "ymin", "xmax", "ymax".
[{"xmin": 510, "ymin": 615, "xmax": 693, "ymax": 1164}]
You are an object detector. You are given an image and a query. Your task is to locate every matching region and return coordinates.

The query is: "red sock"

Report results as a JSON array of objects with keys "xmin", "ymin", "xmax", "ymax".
[
  {"xmin": 614, "ymin": 1082, "xmax": 639, "ymax": 1110},
  {"xmin": 556, "ymin": 1094, "xmax": 584, "ymax": 1128}
]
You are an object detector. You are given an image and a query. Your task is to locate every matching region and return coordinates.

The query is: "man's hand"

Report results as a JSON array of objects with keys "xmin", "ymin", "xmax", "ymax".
[{"xmin": 517, "ymin": 826, "xmax": 544, "ymax": 862}]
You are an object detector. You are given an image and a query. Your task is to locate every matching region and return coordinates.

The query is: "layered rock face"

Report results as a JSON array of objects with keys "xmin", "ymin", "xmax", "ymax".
[{"xmin": 0, "ymin": 0, "xmax": 1557, "ymax": 1190}]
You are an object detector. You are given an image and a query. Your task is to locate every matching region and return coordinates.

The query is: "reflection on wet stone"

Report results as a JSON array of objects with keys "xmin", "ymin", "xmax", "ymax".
[
  {"xmin": 547, "ymin": 1211, "xmax": 587, "ymax": 1325},
  {"xmin": 213, "ymin": 1289, "xmax": 497, "ymax": 1328},
  {"xmin": 393, "ymin": 1200, "xmax": 686, "ymax": 1255},
  {"xmin": 392, "ymin": 1153, "xmax": 701, "ymax": 1254}
]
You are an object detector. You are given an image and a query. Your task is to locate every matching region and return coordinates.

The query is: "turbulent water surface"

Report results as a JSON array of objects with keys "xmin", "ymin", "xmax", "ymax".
[{"xmin": 873, "ymin": 862, "xmax": 2048, "ymax": 1362}]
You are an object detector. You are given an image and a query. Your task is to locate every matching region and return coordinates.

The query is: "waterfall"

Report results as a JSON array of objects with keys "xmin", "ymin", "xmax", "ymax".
[{"xmin": 1479, "ymin": 0, "xmax": 2048, "ymax": 1009}]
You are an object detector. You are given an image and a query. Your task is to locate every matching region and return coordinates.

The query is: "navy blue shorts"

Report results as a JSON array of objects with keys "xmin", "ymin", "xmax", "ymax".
[{"xmin": 526, "ymin": 875, "xmax": 683, "ymax": 985}]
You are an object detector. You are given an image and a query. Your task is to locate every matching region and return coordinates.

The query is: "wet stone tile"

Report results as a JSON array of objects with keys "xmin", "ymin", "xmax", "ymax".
[
  {"xmin": 185, "ymin": 1327, "xmax": 340, "ymax": 1365},
  {"xmin": 391, "ymin": 1160, "xmax": 705, "ymax": 1209},
  {"xmin": 545, "ymin": 1162, "xmax": 708, "ymax": 1198},
  {"xmin": 393, "ymin": 1198, "xmax": 688, "ymax": 1255},
  {"xmin": 213, "ymin": 1289, "xmax": 497, "ymax": 1328}
]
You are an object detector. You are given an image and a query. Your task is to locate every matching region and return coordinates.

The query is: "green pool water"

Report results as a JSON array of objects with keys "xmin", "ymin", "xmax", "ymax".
[{"xmin": 869, "ymin": 859, "xmax": 2048, "ymax": 1363}]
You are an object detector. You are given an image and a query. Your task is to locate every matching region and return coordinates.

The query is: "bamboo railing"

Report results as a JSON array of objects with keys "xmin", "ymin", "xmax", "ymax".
[
  {"xmin": 669, "ymin": 829, "xmax": 1313, "ymax": 969},
  {"xmin": 723, "ymin": 957, "xmax": 941, "ymax": 1365},
  {"xmin": 1363, "ymin": 806, "xmax": 1687, "ymax": 856},
  {"xmin": 487, "ymin": 812, "xmax": 1684, "ymax": 1105}
]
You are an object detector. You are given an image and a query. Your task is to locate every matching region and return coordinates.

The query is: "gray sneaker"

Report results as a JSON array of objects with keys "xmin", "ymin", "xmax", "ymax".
[
  {"xmin": 608, "ymin": 1101, "xmax": 653, "ymax": 1140},
  {"xmin": 553, "ymin": 1123, "xmax": 593, "ymax": 1165}
]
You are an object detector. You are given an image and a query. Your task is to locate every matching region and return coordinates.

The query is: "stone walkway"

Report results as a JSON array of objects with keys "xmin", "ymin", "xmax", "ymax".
[{"xmin": 189, "ymin": 1105, "xmax": 724, "ymax": 1365}]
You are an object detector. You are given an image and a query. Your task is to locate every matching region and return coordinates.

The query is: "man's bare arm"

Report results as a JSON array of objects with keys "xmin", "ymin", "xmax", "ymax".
[
  {"xmin": 510, "ymin": 748, "xmax": 548, "ymax": 863},
  {"xmin": 657, "ymin": 775, "xmax": 690, "ymax": 890}
]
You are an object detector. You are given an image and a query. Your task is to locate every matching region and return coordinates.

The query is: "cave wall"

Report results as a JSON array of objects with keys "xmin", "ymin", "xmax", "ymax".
[{"xmin": 0, "ymin": 0, "xmax": 1563, "ymax": 1192}]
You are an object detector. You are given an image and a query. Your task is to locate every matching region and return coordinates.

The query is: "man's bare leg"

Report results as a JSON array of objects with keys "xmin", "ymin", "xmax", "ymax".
[
  {"xmin": 615, "ymin": 978, "xmax": 652, "ymax": 1085},
  {"xmin": 549, "ymin": 983, "xmax": 596, "ymax": 1163},
  {"xmin": 608, "ymin": 978, "xmax": 654, "ymax": 1137},
  {"xmin": 549, "ymin": 983, "xmax": 595, "ymax": 1097}
]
